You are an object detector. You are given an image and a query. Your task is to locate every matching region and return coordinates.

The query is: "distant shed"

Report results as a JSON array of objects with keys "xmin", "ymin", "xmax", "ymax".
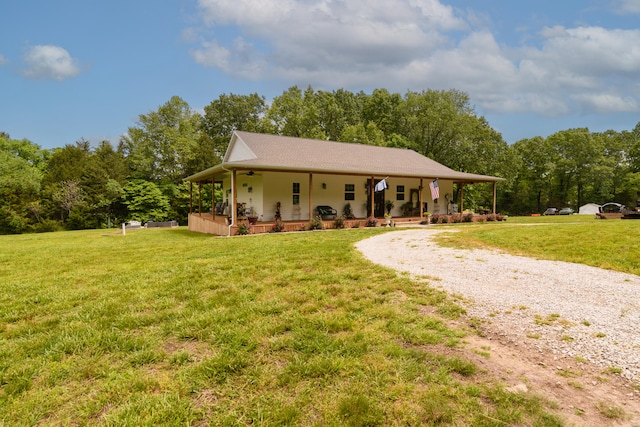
[{"xmin": 579, "ymin": 203, "xmax": 601, "ymax": 215}]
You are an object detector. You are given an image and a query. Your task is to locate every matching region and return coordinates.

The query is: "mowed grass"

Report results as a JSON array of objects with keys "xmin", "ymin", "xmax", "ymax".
[
  {"xmin": 435, "ymin": 215, "xmax": 640, "ymax": 275},
  {"xmin": 0, "ymin": 227, "xmax": 563, "ymax": 426}
]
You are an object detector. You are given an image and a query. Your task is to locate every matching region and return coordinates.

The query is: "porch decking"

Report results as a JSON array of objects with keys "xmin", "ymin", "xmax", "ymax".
[{"xmin": 188, "ymin": 213, "xmax": 425, "ymax": 236}]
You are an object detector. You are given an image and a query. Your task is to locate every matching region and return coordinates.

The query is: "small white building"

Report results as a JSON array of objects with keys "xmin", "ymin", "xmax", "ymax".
[{"xmin": 579, "ymin": 203, "xmax": 601, "ymax": 215}]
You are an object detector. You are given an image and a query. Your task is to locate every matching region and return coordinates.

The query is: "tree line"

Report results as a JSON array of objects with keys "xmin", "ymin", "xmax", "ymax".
[{"xmin": 2, "ymin": 86, "xmax": 639, "ymax": 234}]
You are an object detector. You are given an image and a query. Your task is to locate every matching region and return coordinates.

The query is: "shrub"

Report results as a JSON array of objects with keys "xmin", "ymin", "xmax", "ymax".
[
  {"xmin": 333, "ymin": 215, "xmax": 345, "ymax": 229},
  {"xmin": 308, "ymin": 216, "xmax": 323, "ymax": 230},
  {"xmin": 270, "ymin": 220, "xmax": 285, "ymax": 233},
  {"xmin": 342, "ymin": 203, "xmax": 354, "ymax": 219},
  {"xmin": 236, "ymin": 222, "xmax": 251, "ymax": 235},
  {"xmin": 462, "ymin": 213, "xmax": 473, "ymax": 223},
  {"xmin": 32, "ymin": 219, "xmax": 61, "ymax": 233},
  {"xmin": 351, "ymin": 221, "xmax": 361, "ymax": 228},
  {"xmin": 475, "ymin": 215, "xmax": 486, "ymax": 223},
  {"xmin": 451, "ymin": 214, "xmax": 462, "ymax": 223},
  {"xmin": 439, "ymin": 215, "xmax": 449, "ymax": 224},
  {"xmin": 486, "ymin": 214, "xmax": 496, "ymax": 222},
  {"xmin": 430, "ymin": 213, "xmax": 440, "ymax": 224},
  {"xmin": 365, "ymin": 217, "xmax": 378, "ymax": 227}
]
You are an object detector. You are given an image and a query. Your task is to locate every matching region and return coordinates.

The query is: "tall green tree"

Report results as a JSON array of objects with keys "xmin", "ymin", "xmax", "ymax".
[
  {"xmin": 119, "ymin": 96, "xmax": 202, "ymax": 184},
  {"xmin": 0, "ymin": 136, "xmax": 47, "ymax": 233},
  {"xmin": 200, "ymin": 92, "xmax": 266, "ymax": 164},
  {"xmin": 590, "ymin": 130, "xmax": 629, "ymax": 204},
  {"xmin": 265, "ymin": 86, "xmax": 308, "ymax": 138},
  {"xmin": 400, "ymin": 89, "xmax": 476, "ymax": 166},
  {"xmin": 362, "ymin": 88, "xmax": 404, "ymax": 138},
  {"xmin": 627, "ymin": 122, "xmax": 640, "ymax": 173},
  {"xmin": 81, "ymin": 141, "xmax": 128, "ymax": 227},
  {"xmin": 509, "ymin": 137, "xmax": 554, "ymax": 214},
  {"xmin": 339, "ymin": 122, "xmax": 386, "ymax": 146},
  {"xmin": 41, "ymin": 140, "xmax": 91, "ymax": 224},
  {"xmin": 120, "ymin": 180, "xmax": 170, "ymax": 222},
  {"xmin": 547, "ymin": 128, "xmax": 601, "ymax": 209}
]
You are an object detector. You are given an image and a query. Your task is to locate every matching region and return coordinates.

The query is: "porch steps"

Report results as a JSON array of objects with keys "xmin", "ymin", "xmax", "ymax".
[{"xmin": 392, "ymin": 217, "xmax": 425, "ymax": 226}]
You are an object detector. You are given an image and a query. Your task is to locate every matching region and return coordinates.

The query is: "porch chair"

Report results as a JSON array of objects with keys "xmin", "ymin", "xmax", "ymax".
[{"xmin": 316, "ymin": 205, "xmax": 337, "ymax": 219}]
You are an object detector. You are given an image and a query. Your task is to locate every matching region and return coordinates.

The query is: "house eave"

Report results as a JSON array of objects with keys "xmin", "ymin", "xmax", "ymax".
[{"xmin": 185, "ymin": 162, "xmax": 505, "ymax": 184}]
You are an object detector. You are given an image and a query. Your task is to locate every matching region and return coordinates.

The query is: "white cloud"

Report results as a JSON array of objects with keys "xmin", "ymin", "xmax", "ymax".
[
  {"xmin": 0, "ymin": 54, "xmax": 7, "ymax": 65},
  {"xmin": 191, "ymin": 40, "xmax": 232, "ymax": 71},
  {"xmin": 613, "ymin": 0, "xmax": 640, "ymax": 14},
  {"xmin": 193, "ymin": 0, "xmax": 464, "ymax": 77},
  {"xmin": 21, "ymin": 45, "xmax": 81, "ymax": 81},
  {"xmin": 573, "ymin": 92, "xmax": 638, "ymax": 113},
  {"xmin": 189, "ymin": 0, "xmax": 640, "ymax": 117}
]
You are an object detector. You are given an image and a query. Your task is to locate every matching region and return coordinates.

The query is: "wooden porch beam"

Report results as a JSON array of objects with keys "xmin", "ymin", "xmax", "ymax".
[
  {"xmin": 419, "ymin": 178, "xmax": 424, "ymax": 216},
  {"xmin": 232, "ymin": 169, "xmax": 237, "ymax": 225},
  {"xmin": 492, "ymin": 182, "xmax": 497, "ymax": 214},
  {"xmin": 309, "ymin": 173, "xmax": 313, "ymax": 220},
  {"xmin": 369, "ymin": 177, "xmax": 374, "ymax": 217}
]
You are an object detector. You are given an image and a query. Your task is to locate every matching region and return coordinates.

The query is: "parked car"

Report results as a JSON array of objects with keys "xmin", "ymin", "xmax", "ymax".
[
  {"xmin": 558, "ymin": 207, "xmax": 574, "ymax": 215},
  {"xmin": 543, "ymin": 207, "xmax": 558, "ymax": 215}
]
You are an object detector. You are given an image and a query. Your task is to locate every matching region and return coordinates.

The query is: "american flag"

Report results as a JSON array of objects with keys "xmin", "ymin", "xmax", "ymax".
[{"xmin": 429, "ymin": 179, "xmax": 440, "ymax": 200}]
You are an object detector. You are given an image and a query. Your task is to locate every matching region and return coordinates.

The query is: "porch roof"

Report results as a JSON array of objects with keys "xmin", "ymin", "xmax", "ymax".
[{"xmin": 185, "ymin": 131, "xmax": 504, "ymax": 183}]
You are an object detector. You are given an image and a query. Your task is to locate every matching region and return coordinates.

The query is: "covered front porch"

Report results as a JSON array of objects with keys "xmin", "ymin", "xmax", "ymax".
[{"xmin": 187, "ymin": 211, "xmax": 427, "ymax": 236}]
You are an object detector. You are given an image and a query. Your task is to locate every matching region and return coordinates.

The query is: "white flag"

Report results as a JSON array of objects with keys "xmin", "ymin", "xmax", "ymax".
[{"xmin": 374, "ymin": 179, "xmax": 388, "ymax": 192}]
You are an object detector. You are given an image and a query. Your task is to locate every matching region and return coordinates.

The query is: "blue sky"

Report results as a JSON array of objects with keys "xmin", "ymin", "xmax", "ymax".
[{"xmin": 1, "ymin": 0, "xmax": 639, "ymax": 150}]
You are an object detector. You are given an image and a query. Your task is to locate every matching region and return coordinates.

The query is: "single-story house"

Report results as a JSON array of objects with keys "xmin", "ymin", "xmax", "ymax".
[{"xmin": 185, "ymin": 131, "xmax": 504, "ymax": 235}]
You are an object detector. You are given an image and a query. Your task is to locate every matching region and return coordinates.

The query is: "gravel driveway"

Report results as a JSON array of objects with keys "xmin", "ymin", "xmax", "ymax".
[{"xmin": 355, "ymin": 228, "xmax": 640, "ymax": 383}]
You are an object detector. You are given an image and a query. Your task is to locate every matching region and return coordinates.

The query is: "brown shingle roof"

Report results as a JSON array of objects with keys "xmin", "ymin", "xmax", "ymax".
[{"xmin": 186, "ymin": 131, "xmax": 503, "ymax": 183}]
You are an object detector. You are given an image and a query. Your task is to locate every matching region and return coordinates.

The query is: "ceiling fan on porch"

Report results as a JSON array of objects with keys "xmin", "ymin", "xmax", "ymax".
[{"xmin": 237, "ymin": 170, "xmax": 261, "ymax": 176}]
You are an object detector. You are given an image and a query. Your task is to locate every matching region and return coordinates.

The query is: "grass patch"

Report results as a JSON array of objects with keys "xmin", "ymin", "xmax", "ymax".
[
  {"xmin": 535, "ymin": 313, "xmax": 561, "ymax": 326},
  {"xmin": 433, "ymin": 215, "xmax": 640, "ymax": 275},
  {"xmin": 595, "ymin": 401, "xmax": 629, "ymax": 420},
  {"xmin": 0, "ymin": 227, "xmax": 562, "ymax": 425}
]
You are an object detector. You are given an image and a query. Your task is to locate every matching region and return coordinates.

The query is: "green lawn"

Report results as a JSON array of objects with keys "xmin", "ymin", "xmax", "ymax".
[
  {"xmin": 0, "ymin": 226, "xmax": 571, "ymax": 426},
  {"xmin": 435, "ymin": 215, "xmax": 640, "ymax": 276}
]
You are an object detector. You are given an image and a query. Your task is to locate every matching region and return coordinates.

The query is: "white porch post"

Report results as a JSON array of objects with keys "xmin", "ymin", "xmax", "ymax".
[{"xmin": 460, "ymin": 184, "xmax": 464, "ymax": 213}]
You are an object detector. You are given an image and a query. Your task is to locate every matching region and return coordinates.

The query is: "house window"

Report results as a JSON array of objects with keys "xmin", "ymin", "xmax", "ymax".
[
  {"xmin": 292, "ymin": 182, "xmax": 300, "ymax": 205},
  {"xmin": 345, "ymin": 184, "xmax": 355, "ymax": 201},
  {"xmin": 396, "ymin": 185, "xmax": 405, "ymax": 201}
]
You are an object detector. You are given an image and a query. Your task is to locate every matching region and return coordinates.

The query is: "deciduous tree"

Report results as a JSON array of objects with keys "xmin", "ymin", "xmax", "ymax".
[{"xmin": 119, "ymin": 96, "xmax": 202, "ymax": 184}]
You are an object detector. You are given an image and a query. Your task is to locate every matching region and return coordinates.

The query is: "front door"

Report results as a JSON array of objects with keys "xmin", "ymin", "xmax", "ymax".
[{"xmin": 367, "ymin": 180, "xmax": 386, "ymax": 217}]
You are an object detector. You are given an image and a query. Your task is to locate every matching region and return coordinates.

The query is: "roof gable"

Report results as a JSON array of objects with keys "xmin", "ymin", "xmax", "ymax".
[{"xmin": 223, "ymin": 133, "xmax": 258, "ymax": 163}]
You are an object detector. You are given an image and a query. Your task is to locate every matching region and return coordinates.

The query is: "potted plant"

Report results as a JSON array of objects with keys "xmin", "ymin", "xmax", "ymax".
[
  {"xmin": 247, "ymin": 207, "xmax": 259, "ymax": 225},
  {"xmin": 400, "ymin": 201, "xmax": 413, "ymax": 217},
  {"xmin": 385, "ymin": 200, "xmax": 394, "ymax": 215},
  {"xmin": 422, "ymin": 211, "xmax": 431, "ymax": 225}
]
